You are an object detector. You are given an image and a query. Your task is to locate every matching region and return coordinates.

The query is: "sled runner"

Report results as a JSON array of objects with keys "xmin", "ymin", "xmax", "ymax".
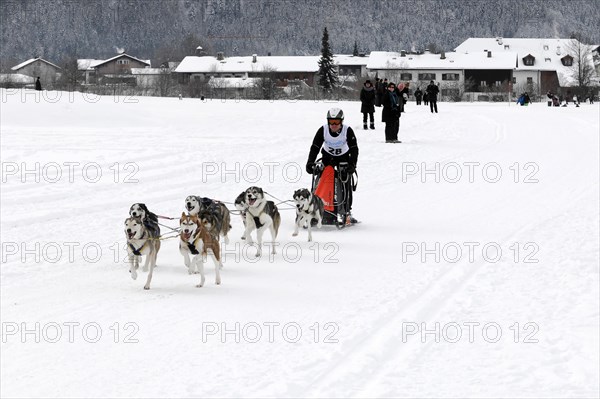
[{"xmin": 311, "ymin": 160, "xmax": 358, "ymax": 229}]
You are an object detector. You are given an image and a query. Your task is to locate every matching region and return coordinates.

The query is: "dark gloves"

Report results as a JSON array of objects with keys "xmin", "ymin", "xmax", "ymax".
[
  {"xmin": 347, "ymin": 164, "xmax": 356, "ymax": 174},
  {"xmin": 306, "ymin": 162, "xmax": 315, "ymax": 174}
]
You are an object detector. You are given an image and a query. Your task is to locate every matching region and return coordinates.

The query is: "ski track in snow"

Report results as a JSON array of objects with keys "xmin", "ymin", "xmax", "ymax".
[{"xmin": 1, "ymin": 91, "xmax": 598, "ymax": 398}]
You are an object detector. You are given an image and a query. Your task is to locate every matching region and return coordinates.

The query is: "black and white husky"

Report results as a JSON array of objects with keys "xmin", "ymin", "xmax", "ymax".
[
  {"xmin": 184, "ymin": 195, "xmax": 231, "ymax": 243},
  {"xmin": 292, "ymin": 189, "xmax": 324, "ymax": 241},
  {"xmin": 124, "ymin": 216, "xmax": 161, "ymax": 290},
  {"xmin": 243, "ymin": 186, "xmax": 281, "ymax": 257},
  {"xmin": 129, "ymin": 203, "xmax": 160, "ymax": 238}
]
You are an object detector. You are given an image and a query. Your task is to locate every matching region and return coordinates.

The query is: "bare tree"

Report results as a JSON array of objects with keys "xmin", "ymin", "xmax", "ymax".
[
  {"xmin": 565, "ymin": 33, "xmax": 596, "ymax": 89},
  {"xmin": 157, "ymin": 66, "xmax": 174, "ymax": 97},
  {"xmin": 56, "ymin": 57, "xmax": 80, "ymax": 91},
  {"xmin": 254, "ymin": 64, "xmax": 277, "ymax": 100}
]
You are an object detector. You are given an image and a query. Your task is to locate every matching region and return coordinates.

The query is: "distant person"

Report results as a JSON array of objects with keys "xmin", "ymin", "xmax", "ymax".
[
  {"xmin": 399, "ymin": 82, "xmax": 409, "ymax": 112},
  {"xmin": 426, "ymin": 80, "xmax": 439, "ymax": 113},
  {"xmin": 360, "ymin": 80, "xmax": 376, "ymax": 130},
  {"xmin": 423, "ymin": 91, "xmax": 429, "ymax": 106},
  {"xmin": 588, "ymin": 91, "xmax": 594, "ymax": 104},
  {"xmin": 414, "ymin": 87, "xmax": 423, "ymax": 105},
  {"xmin": 374, "ymin": 78, "xmax": 382, "ymax": 107},
  {"xmin": 382, "ymin": 82, "xmax": 401, "ymax": 143},
  {"xmin": 35, "ymin": 77, "xmax": 42, "ymax": 91}
]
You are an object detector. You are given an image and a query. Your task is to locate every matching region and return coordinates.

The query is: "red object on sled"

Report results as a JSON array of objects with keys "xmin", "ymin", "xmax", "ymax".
[{"xmin": 314, "ymin": 165, "xmax": 335, "ymax": 211}]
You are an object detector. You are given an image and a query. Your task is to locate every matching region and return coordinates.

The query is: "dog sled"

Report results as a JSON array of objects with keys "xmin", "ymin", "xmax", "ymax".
[{"xmin": 311, "ymin": 160, "xmax": 358, "ymax": 229}]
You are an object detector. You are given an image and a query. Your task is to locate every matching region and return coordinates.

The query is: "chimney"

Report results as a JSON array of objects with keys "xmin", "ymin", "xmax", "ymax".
[
  {"xmin": 252, "ymin": 54, "xmax": 257, "ymax": 63},
  {"xmin": 440, "ymin": 51, "xmax": 446, "ymax": 59},
  {"xmin": 556, "ymin": 46, "xmax": 561, "ymax": 55},
  {"xmin": 400, "ymin": 50, "xmax": 406, "ymax": 57},
  {"xmin": 498, "ymin": 38, "xmax": 503, "ymax": 45},
  {"xmin": 216, "ymin": 52, "xmax": 224, "ymax": 61},
  {"xmin": 268, "ymin": 52, "xmax": 271, "ymax": 56},
  {"xmin": 487, "ymin": 51, "xmax": 492, "ymax": 58}
]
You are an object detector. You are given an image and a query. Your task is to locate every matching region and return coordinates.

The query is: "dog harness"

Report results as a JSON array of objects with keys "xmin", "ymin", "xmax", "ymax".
[
  {"xmin": 185, "ymin": 231, "xmax": 203, "ymax": 255},
  {"xmin": 322, "ymin": 124, "xmax": 350, "ymax": 156},
  {"xmin": 128, "ymin": 231, "xmax": 147, "ymax": 256}
]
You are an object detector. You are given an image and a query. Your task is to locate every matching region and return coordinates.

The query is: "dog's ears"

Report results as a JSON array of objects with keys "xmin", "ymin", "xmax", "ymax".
[{"xmin": 181, "ymin": 211, "xmax": 187, "ymax": 218}]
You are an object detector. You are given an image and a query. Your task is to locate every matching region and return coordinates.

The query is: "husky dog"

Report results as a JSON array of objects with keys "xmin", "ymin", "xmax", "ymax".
[
  {"xmin": 184, "ymin": 195, "xmax": 231, "ymax": 243},
  {"xmin": 179, "ymin": 213, "xmax": 222, "ymax": 287},
  {"xmin": 129, "ymin": 203, "xmax": 160, "ymax": 238},
  {"xmin": 292, "ymin": 189, "xmax": 324, "ymax": 242},
  {"xmin": 124, "ymin": 216, "xmax": 161, "ymax": 290},
  {"xmin": 243, "ymin": 186, "xmax": 281, "ymax": 257},
  {"xmin": 234, "ymin": 191, "xmax": 248, "ymax": 239}
]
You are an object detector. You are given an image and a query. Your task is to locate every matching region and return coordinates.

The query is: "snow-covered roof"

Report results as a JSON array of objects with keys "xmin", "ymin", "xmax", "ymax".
[
  {"xmin": 367, "ymin": 51, "xmax": 517, "ymax": 70},
  {"xmin": 130, "ymin": 68, "xmax": 167, "ymax": 75},
  {"xmin": 93, "ymin": 53, "xmax": 151, "ymax": 68},
  {"xmin": 11, "ymin": 57, "xmax": 61, "ymax": 71},
  {"xmin": 455, "ymin": 37, "xmax": 599, "ymax": 86},
  {"xmin": 77, "ymin": 59, "xmax": 104, "ymax": 71},
  {"xmin": 175, "ymin": 55, "xmax": 320, "ymax": 73},
  {"xmin": 207, "ymin": 77, "xmax": 261, "ymax": 88},
  {"xmin": 0, "ymin": 73, "xmax": 35, "ymax": 84},
  {"xmin": 334, "ymin": 54, "xmax": 369, "ymax": 66}
]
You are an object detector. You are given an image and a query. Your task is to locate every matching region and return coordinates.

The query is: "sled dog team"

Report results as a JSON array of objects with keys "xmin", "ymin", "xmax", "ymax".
[{"xmin": 124, "ymin": 186, "xmax": 324, "ymax": 290}]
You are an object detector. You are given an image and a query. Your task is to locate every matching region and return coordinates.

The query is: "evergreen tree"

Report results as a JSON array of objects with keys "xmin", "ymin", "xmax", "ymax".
[
  {"xmin": 318, "ymin": 27, "xmax": 339, "ymax": 90},
  {"xmin": 353, "ymin": 41, "xmax": 359, "ymax": 56}
]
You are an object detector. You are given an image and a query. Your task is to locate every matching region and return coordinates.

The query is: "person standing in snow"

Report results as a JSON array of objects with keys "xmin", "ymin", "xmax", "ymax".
[
  {"xmin": 414, "ymin": 87, "xmax": 423, "ymax": 105},
  {"xmin": 400, "ymin": 81, "xmax": 409, "ymax": 112},
  {"xmin": 382, "ymin": 82, "xmax": 401, "ymax": 143},
  {"xmin": 426, "ymin": 80, "xmax": 439, "ymax": 113},
  {"xmin": 360, "ymin": 80, "xmax": 376, "ymax": 130},
  {"xmin": 35, "ymin": 77, "xmax": 42, "ymax": 91}
]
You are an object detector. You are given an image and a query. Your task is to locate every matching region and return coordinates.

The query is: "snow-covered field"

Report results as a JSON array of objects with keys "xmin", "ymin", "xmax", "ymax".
[{"xmin": 1, "ymin": 89, "xmax": 599, "ymax": 398}]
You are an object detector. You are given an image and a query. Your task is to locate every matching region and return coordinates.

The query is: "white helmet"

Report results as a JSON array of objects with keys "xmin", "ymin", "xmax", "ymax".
[{"xmin": 327, "ymin": 107, "xmax": 344, "ymax": 120}]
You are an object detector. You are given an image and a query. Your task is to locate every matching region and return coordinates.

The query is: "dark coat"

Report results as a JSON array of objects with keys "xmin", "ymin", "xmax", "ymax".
[
  {"xmin": 360, "ymin": 86, "xmax": 376, "ymax": 113},
  {"xmin": 307, "ymin": 125, "xmax": 359, "ymax": 169},
  {"xmin": 35, "ymin": 78, "xmax": 42, "ymax": 91},
  {"xmin": 382, "ymin": 90, "xmax": 401, "ymax": 123},
  {"xmin": 426, "ymin": 83, "xmax": 439, "ymax": 101},
  {"xmin": 414, "ymin": 89, "xmax": 423, "ymax": 100}
]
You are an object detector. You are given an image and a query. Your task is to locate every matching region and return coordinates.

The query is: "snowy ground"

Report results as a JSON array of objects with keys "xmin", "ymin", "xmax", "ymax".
[{"xmin": 1, "ymin": 89, "xmax": 599, "ymax": 398}]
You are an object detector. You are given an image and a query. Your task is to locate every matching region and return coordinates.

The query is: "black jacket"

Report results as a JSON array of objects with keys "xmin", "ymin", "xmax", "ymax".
[
  {"xmin": 307, "ymin": 125, "xmax": 359, "ymax": 169},
  {"xmin": 426, "ymin": 83, "xmax": 439, "ymax": 101},
  {"xmin": 360, "ymin": 86, "xmax": 376, "ymax": 113},
  {"xmin": 382, "ymin": 90, "xmax": 401, "ymax": 122}
]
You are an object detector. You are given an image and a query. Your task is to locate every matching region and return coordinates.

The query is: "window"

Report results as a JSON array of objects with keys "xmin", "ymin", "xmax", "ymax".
[
  {"xmin": 442, "ymin": 73, "xmax": 459, "ymax": 81},
  {"xmin": 543, "ymin": 45, "xmax": 549, "ymax": 50},
  {"xmin": 495, "ymin": 81, "xmax": 502, "ymax": 87},
  {"xmin": 418, "ymin": 73, "xmax": 436, "ymax": 80},
  {"xmin": 523, "ymin": 56, "xmax": 534, "ymax": 66},
  {"xmin": 527, "ymin": 77, "xmax": 533, "ymax": 83},
  {"xmin": 512, "ymin": 77, "xmax": 516, "ymax": 84},
  {"xmin": 400, "ymin": 73, "xmax": 412, "ymax": 80},
  {"xmin": 562, "ymin": 57, "xmax": 573, "ymax": 66},
  {"xmin": 504, "ymin": 45, "xmax": 510, "ymax": 50},
  {"xmin": 480, "ymin": 81, "xmax": 487, "ymax": 87},
  {"xmin": 441, "ymin": 88, "xmax": 460, "ymax": 97},
  {"xmin": 117, "ymin": 59, "xmax": 130, "ymax": 65}
]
